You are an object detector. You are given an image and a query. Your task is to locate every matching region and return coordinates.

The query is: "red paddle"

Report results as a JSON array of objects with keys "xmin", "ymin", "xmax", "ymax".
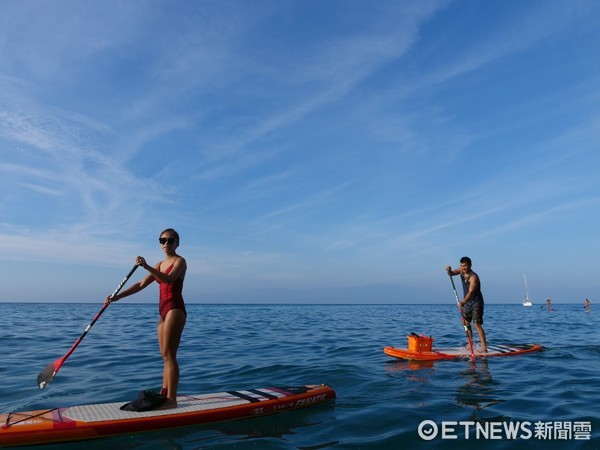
[
  {"xmin": 37, "ymin": 265, "xmax": 138, "ymax": 389},
  {"xmin": 449, "ymin": 273, "xmax": 476, "ymax": 362}
]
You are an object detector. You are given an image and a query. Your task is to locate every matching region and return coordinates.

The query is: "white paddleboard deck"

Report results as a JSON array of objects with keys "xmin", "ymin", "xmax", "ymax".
[{"xmin": 64, "ymin": 388, "xmax": 288, "ymax": 422}]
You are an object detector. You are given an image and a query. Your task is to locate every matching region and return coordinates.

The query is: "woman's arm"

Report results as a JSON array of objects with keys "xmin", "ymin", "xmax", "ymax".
[
  {"xmin": 139, "ymin": 256, "xmax": 187, "ymax": 284},
  {"xmin": 107, "ymin": 271, "xmax": 155, "ymax": 303}
]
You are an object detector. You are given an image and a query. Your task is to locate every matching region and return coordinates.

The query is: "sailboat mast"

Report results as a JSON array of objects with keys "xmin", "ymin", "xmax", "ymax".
[{"xmin": 524, "ymin": 273, "xmax": 531, "ymax": 302}]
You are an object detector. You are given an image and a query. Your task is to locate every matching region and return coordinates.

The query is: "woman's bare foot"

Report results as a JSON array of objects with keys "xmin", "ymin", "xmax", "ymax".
[{"xmin": 156, "ymin": 398, "xmax": 177, "ymax": 410}]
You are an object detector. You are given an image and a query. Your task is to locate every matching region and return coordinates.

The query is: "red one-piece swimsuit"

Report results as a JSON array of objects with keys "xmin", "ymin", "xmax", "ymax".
[{"xmin": 157, "ymin": 263, "xmax": 186, "ymax": 320}]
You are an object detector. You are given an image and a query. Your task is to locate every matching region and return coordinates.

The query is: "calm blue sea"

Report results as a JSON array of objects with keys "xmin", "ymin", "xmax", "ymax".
[{"xmin": 0, "ymin": 303, "xmax": 598, "ymax": 449}]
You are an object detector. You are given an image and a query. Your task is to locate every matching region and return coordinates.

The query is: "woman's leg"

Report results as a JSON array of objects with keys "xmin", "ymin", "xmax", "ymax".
[{"xmin": 157, "ymin": 309, "xmax": 186, "ymax": 407}]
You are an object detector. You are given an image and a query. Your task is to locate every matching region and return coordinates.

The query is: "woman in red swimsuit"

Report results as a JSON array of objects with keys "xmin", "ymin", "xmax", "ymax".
[{"xmin": 107, "ymin": 228, "xmax": 187, "ymax": 409}]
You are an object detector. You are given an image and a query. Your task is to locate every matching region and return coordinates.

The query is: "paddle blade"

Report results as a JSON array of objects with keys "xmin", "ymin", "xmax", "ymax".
[{"xmin": 37, "ymin": 359, "xmax": 62, "ymax": 390}]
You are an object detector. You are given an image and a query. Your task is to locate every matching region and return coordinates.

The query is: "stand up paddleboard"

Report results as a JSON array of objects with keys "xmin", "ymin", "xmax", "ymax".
[
  {"xmin": 0, "ymin": 384, "xmax": 335, "ymax": 447},
  {"xmin": 384, "ymin": 334, "xmax": 543, "ymax": 361}
]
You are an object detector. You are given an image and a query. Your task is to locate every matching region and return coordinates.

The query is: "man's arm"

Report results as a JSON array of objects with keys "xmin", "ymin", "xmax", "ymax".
[{"xmin": 446, "ymin": 266, "xmax": 460, "ymax": 276}]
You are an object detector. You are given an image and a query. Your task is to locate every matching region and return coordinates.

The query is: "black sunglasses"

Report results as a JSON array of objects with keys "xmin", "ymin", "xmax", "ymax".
[{"xmin": 159, "ymin": 237, "xmax": 177, "ymax": 245}]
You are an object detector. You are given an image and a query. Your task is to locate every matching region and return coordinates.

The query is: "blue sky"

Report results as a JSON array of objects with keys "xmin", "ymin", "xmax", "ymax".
[{"xmin": 1, "ymin": 0, "xmax": 599, "ymax": 304}]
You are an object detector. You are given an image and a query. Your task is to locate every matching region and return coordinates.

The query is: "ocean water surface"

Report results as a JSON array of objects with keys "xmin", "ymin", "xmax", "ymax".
[{"xmin": 0, "ymin": 302, "xmax": 598, "ymax": 449}]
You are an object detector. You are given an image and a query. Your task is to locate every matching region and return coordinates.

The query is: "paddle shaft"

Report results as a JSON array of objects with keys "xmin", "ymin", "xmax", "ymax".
[
  {"xmin": 65, "ymin": 264, "xmax": 138, "ymax": 357},
  {"xmin": 37, "ymin": 265, "xmax": 138, "ymax": 389},
  {"xmin": 449, "ymin": 273, "xmax": 476, "ymax": 361}
]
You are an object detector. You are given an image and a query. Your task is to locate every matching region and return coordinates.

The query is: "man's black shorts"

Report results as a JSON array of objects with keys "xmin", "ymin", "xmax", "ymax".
[{"xmin": 462, "ymin": 299, "xmax": 484, "ymax": 324}]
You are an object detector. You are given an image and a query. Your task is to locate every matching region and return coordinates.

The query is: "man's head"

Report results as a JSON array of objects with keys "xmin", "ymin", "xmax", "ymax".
[{"xmin": 459, "ymin": 256, "xmax": 472, "ymax": 273}]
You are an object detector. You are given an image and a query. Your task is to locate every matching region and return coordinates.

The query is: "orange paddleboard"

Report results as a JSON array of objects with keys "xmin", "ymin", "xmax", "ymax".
[
  {"xmin": 0, "ymin": 384, "xmax": 335, "ymax": 447},
  {"xmin": 384, "ymin": 343, "xmax": 543, "ymax": 361}
]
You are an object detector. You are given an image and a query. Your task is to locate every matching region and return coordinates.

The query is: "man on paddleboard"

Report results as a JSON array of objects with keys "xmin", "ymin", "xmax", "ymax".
[{"xmin": 446, "ymin": 257, "xmax": 488, "ymax": 353}]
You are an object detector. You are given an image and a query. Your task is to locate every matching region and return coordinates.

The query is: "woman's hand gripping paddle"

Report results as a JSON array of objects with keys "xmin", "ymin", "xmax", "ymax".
[
  {"xmin": 448, "ymin": 272, "xmax": 476, "ymax": 362},
  {"xmin": 37, "ymin": 265, "xmax": 138, "ymax": 389}
]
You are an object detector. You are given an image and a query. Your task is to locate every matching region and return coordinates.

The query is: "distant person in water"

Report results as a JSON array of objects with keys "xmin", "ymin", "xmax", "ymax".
[
  {"xmin": 106, "ymin": 228, "xmax": 187, "ymax": 409},
  {"xmin": 545, "ymin": 298, "xmax": 554, "ymax": 311},
  {"xmin": 584, "ymin": 298, "xmax": 591, "ymax": 312},
  {"xmin": 446, "ymin": 256, "xmax": 488, "ymax": 353}
]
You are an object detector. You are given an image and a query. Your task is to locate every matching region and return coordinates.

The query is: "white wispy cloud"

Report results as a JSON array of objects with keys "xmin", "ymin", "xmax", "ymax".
[{"xmin": 1, "ymin": 1, "xmax": 599, "ymax": 300}]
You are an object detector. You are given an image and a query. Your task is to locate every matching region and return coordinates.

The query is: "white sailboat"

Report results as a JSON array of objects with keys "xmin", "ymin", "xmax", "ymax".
[{"xmin": 522, "ymin": 274, "xmax": 533, "ymax": 307}]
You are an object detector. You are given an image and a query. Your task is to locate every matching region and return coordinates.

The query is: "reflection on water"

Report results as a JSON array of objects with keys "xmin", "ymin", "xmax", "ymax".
[
  {"xmin": 455, "ymin": 360, "xmax": 506, "ymax": 418},
  {"xmin": 385, "ymin": 359, "xmax": 436, "ymax": 374}
]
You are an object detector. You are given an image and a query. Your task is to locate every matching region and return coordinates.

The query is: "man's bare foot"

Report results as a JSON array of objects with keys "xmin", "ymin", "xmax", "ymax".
[{"xmin": 474, "ymin": 344, "xmax": 488, "ymax": 354}]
